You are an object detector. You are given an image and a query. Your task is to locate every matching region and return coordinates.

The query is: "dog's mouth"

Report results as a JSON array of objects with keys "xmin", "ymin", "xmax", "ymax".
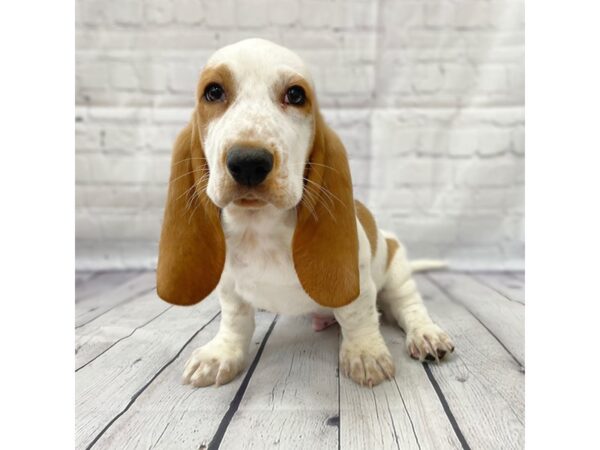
[
  {"xmin": 234, "ymin": 197, "xmax": 268, "ymax": 208},
  {"xmin": 215, "ymin": 177, "xmax": 297, "ymax": 210},
  {"xmin": 230, "ymin": 190, "xmax": 270, "ymax": 208}
]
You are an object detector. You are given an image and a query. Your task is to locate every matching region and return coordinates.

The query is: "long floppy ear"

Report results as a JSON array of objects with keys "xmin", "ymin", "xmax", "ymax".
[
  {"xmin": 292, "ymin": 110, "xmax": 360, "ymax": 308},
  {"xmin": 156, "ymin": 112, "xmax": 225, "ymax": 305}
]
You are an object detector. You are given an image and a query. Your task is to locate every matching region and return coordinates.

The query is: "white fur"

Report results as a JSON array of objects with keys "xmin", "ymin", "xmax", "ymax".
[{"xmin": 182, "ymin": 39, "xmax": 454, "ymax": 388}]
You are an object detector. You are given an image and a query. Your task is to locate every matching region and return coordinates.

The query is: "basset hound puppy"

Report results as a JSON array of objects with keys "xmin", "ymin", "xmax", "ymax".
[{"xmin": 157, "ymin": 39, "xmax": 454, "ymax": 388}]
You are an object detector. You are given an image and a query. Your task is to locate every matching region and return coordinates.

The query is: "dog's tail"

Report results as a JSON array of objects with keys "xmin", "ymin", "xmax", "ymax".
[{"xmin": 410, "ymin": 259, "xmax": 448, "ymax": 273}]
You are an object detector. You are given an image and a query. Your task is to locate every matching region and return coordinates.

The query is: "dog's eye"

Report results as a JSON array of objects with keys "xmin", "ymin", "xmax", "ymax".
[
  {"xmin": 204, "ymin": 83, "xmax": 225, "ymax": 102},
  {"xmin": 284, "ymin": 85, "xmax": 306, "ymax": 106}
]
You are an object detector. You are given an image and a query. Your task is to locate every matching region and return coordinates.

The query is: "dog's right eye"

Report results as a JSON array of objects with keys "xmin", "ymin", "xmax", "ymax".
[{"xmin": 204, "ymin": 83, "xmax": 225, "ymax": 102}]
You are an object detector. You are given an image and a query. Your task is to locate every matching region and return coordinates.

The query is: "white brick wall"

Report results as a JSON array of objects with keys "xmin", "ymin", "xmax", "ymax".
[{"xmin": 76, "ymin": 0, "xmax": 524, "ymax": 270}]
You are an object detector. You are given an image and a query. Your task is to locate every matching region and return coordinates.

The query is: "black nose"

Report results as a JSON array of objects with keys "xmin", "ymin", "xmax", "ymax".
[{"xmin": 226, "ymin": 147, "xmax": 274, "ymax": 187}]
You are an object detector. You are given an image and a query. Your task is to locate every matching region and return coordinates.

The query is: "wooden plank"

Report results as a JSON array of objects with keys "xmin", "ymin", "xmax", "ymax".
[
  {"xmin": 75, "ymin": 295, "xmax": 220, "ymax": 449},
  {"xmin": 76, "ymin": 271, "xmax": 141, "ymax": 302},
  {"xmin": 429, "ymin": 272, "xmax": 524, "ymax": 365},
  {"xmin": 218, "ymin": 315, "xmax": 339, "ymax": 449},
  {"xmin": 340, "ymin": 321, "xmax": 462, "ymax": 450},
  {"xmin": 91, "ymin": 311, "xmax": 277, "ymax": 450},
  {"xmin": 75, "ymin": 291, "xmax": 171, "ymax": 370},
  {"xmin": 75, "ymin": 272, "xmax": 156, "ymax": 327},
  {"xmin": 415, "ymin": 274, "xmax": 525, "ymax": 449},
  {"xmin": 472, "ymin": 272, "xmax": 525, "ymax": 304}
]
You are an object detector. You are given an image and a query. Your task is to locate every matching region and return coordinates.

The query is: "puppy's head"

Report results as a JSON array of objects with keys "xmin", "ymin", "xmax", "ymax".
[{"xmin": 157, "ymin": 39, "xmax": 359, "ymax": 308}]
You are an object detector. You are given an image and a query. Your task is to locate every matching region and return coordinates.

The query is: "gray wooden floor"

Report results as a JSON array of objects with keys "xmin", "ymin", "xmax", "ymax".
[{"xmin": 75, "ymin": 270, "xmax": 525, "ymax": 450}]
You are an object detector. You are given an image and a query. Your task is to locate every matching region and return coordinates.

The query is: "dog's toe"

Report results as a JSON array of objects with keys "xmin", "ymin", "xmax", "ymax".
[{"xmin": 406, "ymin": 324, "xmax": 454, "ymax": 363}]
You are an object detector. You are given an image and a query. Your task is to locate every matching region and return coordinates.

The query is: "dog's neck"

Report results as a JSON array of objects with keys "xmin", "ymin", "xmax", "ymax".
[{"xmin": 221, "ymin": 203, "xmax": 296, "ymax": 240}]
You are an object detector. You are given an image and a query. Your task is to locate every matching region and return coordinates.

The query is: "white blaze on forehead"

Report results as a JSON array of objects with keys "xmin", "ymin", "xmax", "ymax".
[{"xmin": 206, "ymin": 38, "xmax": 313, "ymax": 86}]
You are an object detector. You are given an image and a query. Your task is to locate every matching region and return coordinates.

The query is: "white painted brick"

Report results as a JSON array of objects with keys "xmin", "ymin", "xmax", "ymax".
[
  {"xmin": 103, "ymin": 126, "xmax": 143, "ymax": 151},
  {"xmin": 75, "ymin": 125, "xmax": 101, "ymax": 151},
  {"xmin": 473, "ymin": 189, "xmax": 507, "ymax": 211},
  {"xmin": 454, "ymin": 160, "xmax": 522, "ymax": 187},
  {"xmin": 77, "ymin": 62, "xmax": 108, "ymax": 89},
  {"xmin": 80, "ymin": 0, "xmax": 110, "ymax": 26},
  {"xmin": 167, "ymin": 63, "xmax": 199, "ymax": 93},
  {"xmin": 418, "ymin": 129, "xmax": 449, "ymax": 156},
  {"xmin": 143, "ymin": 125, "xmax": 181, "ymax": 152},
  {"xmin": 75, "ymin": 154, "xmax": 170, "ymax": 184},
  {"xmin": 174, "ymin": 0, "xmax": 204, "ymax": 24},
  {"xmin": 454, "ymin": 2, "xmax": 490, "ymax": 29},
  {"xmin": 138, "ymin": 63, "xmax": 168, "ymax": 93},
  {"xmin": 332, "ymin": 1, "xmax": 377, "ymax": 29},
  {"xmin": 393, "ymin": 217, "xmax": 459, "ymax": 244},
  {"xmin": 382, "ymin": 1, "xmax": 422, "ymax": 28},
  {"xmin": 512, "ymin": 126, "xmax": 524, "ymax": 156},
  {"xmin": 77, "ymin": 185, "xmax": 165, "ymax": 209},
  {"xmin": 202, "ymin": 0, "xmax": 236, "ymax": 27},
  {"xmin": 112, "ymin": 1, "xmax": 144, "ymax": 26},
  {"xmin": 457, "ymin": 216, "xmax": 505, "ymax": 244},
  {"xmin": 424, "ymin": 3, "xmax": 455, "ymax": 28},
  {"xmin": 412, "ymin": 64, "xmax": 443, "ymax": 94},
  {"xmin": 503, "ymin": 216, "xmax": 524, "ymax": 243},
  {"xmin": 322, "ymin": 66, "xmax": 374, "ymax": 95},
  {"xmin": 489, "ymin": 1, "xmax": 524, "ymax": 30},
  {"xmin": 442, "ymin": 64, "xmax": 477, "ymax": 93},
  {"xmin": 379, "ymin": 67, "xmax": 412, "ymax": 94},
  {"xmin": 144, "ymin": 0, "xmax": 174, "ymax": 25},
  {"xmin": 505, "ymin": 186, "xmax": 524, "ymax": 214},
  {"xmin": 447, "ymin": 130, "xmax": 479, "ymax": 157},
  {"xmin": 476, "ymin": 66, "xmax": 508, "ymax": 92},
  {"xmin": 236, "ymin": 0, "xmax": 269, "ymax": 28},
  {"xmin": 392, "ymin": 159, "xmax": 453, "ymax": 186},
  {"xmin": 508, "ymin": 65, "xmax": 525, "ymax": 92},
  {"xmin": 478, "ymin": 129, "xmax": 512, "ymax": 156},
  {"xmin": 444, "ymin": 245, "xmax": 505, "ymax": 269},
  {"xmin": 349, "ymin": 159, "xmax": 371, "ymax": 187},
  {"xmin": 371, "ymin": 112, "xmax": 419, "ymax": 156},
  {"xmin": 110, "ymin": 63, "xmax": 139, "ymax": 90},
  {"xmin": 370, "ymin": 189, "xmax": 415, "ymax": 213},
  {"xmin": 299, "ymin": 1, "xmax": 338, "ymax": 28},
  {"xmin": 268, "ymin": 0, "xmax": 300, "ymax": 25}
]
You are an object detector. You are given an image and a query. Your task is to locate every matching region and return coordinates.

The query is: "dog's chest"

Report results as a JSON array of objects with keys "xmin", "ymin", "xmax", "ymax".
[{"xmin": 222, "ymin": 208, "xmax": 324, "ymax": 315}]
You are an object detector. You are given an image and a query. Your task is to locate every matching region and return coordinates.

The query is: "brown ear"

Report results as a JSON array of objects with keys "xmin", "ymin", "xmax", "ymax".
[
  {"xmin": 292, "ymin": 111, "xmax": 360, "ymax": 308},
  {"xmin": 156, "ymin": 112, "xmax": 225, "ymax": 305}
]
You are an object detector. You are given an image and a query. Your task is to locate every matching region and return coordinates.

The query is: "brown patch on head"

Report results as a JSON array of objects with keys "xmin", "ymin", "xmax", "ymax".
[
  {"xmin": 355, "ymin": 200, "xmax": 378, "ymax": 257},
  {"xmin": 196, "ymin": 64, "xmax": 236, "ymax": 138},
  {"xmin": 292, "ymin": 108, "xmax": 359, "ymax": 308},
  {"xmin": 385, "ymin": 238, "xmax": 400, "ymax": 270}
]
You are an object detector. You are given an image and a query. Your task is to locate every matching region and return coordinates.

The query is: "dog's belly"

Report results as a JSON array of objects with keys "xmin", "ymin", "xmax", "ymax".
[{"xmin": 236, "ymin": 279, "xmax": 323, "ymax": 315}]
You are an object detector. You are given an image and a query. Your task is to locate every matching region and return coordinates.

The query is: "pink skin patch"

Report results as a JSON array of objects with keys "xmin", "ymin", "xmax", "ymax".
[{"xmin": 312, "ymin": 314, "xmax": 338, "ymax": 331}]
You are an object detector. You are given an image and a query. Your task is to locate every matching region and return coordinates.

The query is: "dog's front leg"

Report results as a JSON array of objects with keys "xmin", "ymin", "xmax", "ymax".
[
  {"xmin": 182, "ymin": 286, "xmax": 255, "ymax": 387},
  {"xmin": 334, "ymin": 281, "xmax": 395, "ymax": 387}
]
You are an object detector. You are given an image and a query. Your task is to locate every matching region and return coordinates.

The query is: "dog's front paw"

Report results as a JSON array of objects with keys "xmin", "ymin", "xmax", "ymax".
[
  {"xmin": 406, "ymin": 324, "xmax": 454, "ymax": 362},
  {"xmin": 182, "ymin": 341, "xmax": 247, "ymax": 387},
  {"xmin": 340, "ymin": 342, "xmax": 396, "ymax": 387}
]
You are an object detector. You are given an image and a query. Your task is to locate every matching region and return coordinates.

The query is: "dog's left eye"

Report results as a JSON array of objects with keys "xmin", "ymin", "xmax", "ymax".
[
  {"xmin": 284, "ymin": 85, "xmax": 306, "ymax": 106},
  {"xmin": 204, "ymin": 83, "xmax": 225, "ymax": 102}
]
